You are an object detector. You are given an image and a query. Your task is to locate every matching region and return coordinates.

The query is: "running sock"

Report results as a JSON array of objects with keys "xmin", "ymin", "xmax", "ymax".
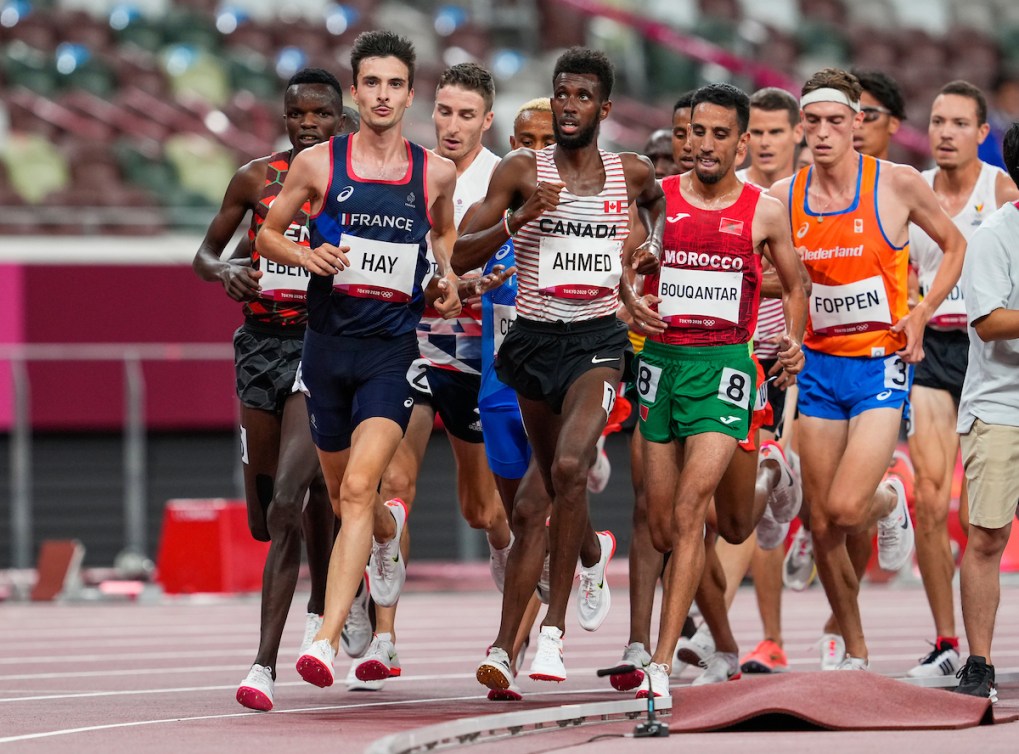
[{"xmin": 937, "ymin": 636, "xmax": 960, "ymax": 650}]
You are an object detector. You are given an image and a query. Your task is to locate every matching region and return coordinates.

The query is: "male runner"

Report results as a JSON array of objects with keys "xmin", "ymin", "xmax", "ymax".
[
  {"xmin": 353, "ymin": 62, "xmax": 513, "ymax": 687},
  {"xmin": 644, "ymin": 128, "xmax": 677, "ymax": 178},
  {"xmin": 771, "ymin": 67, "xmax": 966, "ymax": 671},
  {"xmin": 672, "ymin": 91, "xmax": 696, "ymax": 173},
  {"xmin": 953, "ymin": 121, "xmax": 1019, "ymax": 703},
  {"xmin": 906, "ymin": 81, "xmax": 1018, "ymax": 678},
  {"xmin": 192, "ymin": 68, "xmax": 347, "ymax": 711},
  {"xmin": 630, "ymin": 82, "xmax": 806, "ymax": 698},
  {"xmin": 256, "ymin": 30, "xmax": 461, "ymax": 689},
  {"xmin": 458, "ymin": 47, "xmax": 665, "ymax": 686},
  {"xmin": 851, "ymin": 68, "xmax": 906, "ymax": 162}
]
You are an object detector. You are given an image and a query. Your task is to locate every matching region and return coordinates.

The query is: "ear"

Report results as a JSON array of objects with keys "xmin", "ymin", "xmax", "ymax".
[
  {"xmin": 977, "ymin": 121, "xmax": 991, "ymax": 145},
  {"xmin": 599, "ymin": 99, "xmax": 612, "ymax": 122},
  {"xmin": 482, "ymin": 109, "xmax": 495, "ymax": 133},
  {"xmin": 793, "ymin": 122, "xmax": 804, "ymax": 142},
  {"xmin": 887, "ymin": 116, "xmax": 901, "ymax": 136}
]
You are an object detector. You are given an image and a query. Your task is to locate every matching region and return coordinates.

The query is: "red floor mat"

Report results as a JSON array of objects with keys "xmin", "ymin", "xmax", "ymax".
[{"xmin": 666, "ymin": 672, "xmax": 1016, "ymax": 732}]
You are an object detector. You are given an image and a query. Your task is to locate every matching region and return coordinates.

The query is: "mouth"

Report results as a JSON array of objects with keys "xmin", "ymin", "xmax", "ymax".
[
  {"xmin": 679, "ymin": 155, "xmax": 696, "ymax": 169},
  {"xmin": 373, "ymin": 106, "xmax": 392, "ymax": 117},
  {"xmin": 442, "ymin": 138, "xmax": 462, "ymax": 151},
  {"xmin": 297, "ymin": 133, "xmax": 322, "ymax": 144},
  {"xmin": 558, "ymin": 119, "xmax": 580, "ymax": 133}
]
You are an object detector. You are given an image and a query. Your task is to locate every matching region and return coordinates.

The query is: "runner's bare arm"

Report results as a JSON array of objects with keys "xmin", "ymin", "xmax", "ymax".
[
  {"xmin": 426, "ymin": 151, "xmax": 462, "ymax": 319},
  {"xmin": 620, "ymin": 202, "xmax": 665, "ymax": 334},
  {"xmin": 995, "ymin": 170, "xmax": 1019, "ymax": 206},
  {"xmin": 454, "ymin": 150, "xmax": 554, "ymax": 274},
  {"xmin": 892, "ymin": 166, "xmax": 967, "ymax": 363},
  {"xmin": 622, "ymin": 153, "xmax": 665, "ymax": 274},
  {"xmin": 192, "ymin": 159, "xmax": 266, "ymax": 301},
  {"xmin": 758, "ymin": 194, "xmax": 807, "ymax": 376},
  {"xmin": 257, "ymin": 143, "xmax": 345, "ymax": 276}
]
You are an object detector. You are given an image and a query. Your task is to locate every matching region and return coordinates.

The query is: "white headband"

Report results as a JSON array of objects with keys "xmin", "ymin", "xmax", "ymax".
[{"xmin": 800, "ymin": 88, "xmax": 861, "ymax": 113}]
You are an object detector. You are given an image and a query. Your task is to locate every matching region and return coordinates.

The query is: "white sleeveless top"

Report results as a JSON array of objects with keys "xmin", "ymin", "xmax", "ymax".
[
  {"xmin": 736, "ymin": 167, "xmax": 785, "ymax": 358},
  {"xmin": 910, "ymin": 161, "xmax": 1004, "ymax": 331},
  {"xmin": 514, "ymin": 146, "xmax": 630, "ymax": 323}
]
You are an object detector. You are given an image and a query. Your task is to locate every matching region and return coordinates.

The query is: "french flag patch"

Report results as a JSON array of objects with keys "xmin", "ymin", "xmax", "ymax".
[{"xmin": 604, "ymin": 200, "xmax": 623, "ymax": 213}]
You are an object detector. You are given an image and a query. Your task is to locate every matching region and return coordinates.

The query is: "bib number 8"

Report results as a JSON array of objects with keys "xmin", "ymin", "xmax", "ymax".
[
  {"xmin": 718, "ymin": 367, "xmax": 751, "ymax": 409},
  {"xmin": 635, "ymin": 360, "xmax": 662, "ymax": 404}
]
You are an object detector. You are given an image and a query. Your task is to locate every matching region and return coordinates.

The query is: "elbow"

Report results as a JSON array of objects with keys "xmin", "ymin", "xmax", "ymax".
[{"xmin": 973, "ymin": 322, "xmax": 995, "ymax": 343}]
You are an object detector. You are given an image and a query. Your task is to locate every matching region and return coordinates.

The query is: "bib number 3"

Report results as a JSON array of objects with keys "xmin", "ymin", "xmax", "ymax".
[{"xmin": 883, "ymin": 355, "xmax": 907, "ymax": 390}]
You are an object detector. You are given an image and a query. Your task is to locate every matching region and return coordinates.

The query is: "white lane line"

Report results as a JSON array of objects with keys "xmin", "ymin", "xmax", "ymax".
[{"xmin": 0, "ymin": 686, "xmax": 618, "ymax": 745}]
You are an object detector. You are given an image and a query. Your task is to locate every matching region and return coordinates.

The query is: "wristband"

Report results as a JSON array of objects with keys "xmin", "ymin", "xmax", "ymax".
[{"xmin": 503, "ymin": 213, "xmax": 512, "ymax": 237}]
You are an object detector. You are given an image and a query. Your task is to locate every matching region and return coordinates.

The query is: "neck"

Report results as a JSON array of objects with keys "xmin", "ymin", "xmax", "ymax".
[
  {"xmin": 812, "ymin": 150, "xmax": 860, "ymax": 193},
  {"xmin": 354, "ymin": 127, "xmax": 405, "ymax": 158},
  {"xmin": 746, "ymin": 163, "xmax": 793, "ymax": 190},
  {"xmin": 555, "ymin": 140, "xmax": 600, "ymax": 167},
  {"xmin": 454, "ymin": 143, "xmax": 484, "ymax": 177},
  {"xmin": 935, "ymin": 159, "xmax": 981, "ymax": 195},
  {"xmin": 685, "ymin": 170, "xmax": 742, "ymax": 205}
]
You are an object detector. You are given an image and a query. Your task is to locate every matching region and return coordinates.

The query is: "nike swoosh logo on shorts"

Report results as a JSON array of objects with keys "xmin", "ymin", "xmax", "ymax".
[{"xmin": 591, "ymin": 355, "xmax": 619, "ymax": 364}]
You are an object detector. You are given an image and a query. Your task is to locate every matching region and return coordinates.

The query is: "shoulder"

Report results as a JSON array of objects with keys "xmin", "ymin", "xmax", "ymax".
[
  {"xmin": 425, "ymin": 149, "xmax": 457, "ymax": 184},
  {"xmin": 753, "ymin": 190, "xmax": 787, "ymax": 227},
  {"xmin": 994, "ymin": 168, "xmax": 1019, "ymax": 205},
  {"xmin": 229, "ymin": 156, "xmax": 272, "ymax": 201},
  {"xmin": 767, "ymin": 175, "xmax": 794, "ymax": 204},
  {"xmin": 880, "ymin": 160, "xmax": 932, "ymax": 205},
  {"xmin": 617, "ymin": 151, "xmax": 654, "ymax": 179}
]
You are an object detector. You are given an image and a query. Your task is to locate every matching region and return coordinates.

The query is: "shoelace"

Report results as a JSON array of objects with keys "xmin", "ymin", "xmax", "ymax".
[
  {"xmin": 578, "ymin": 570, "xmax": 599, "ymax": 606},
  {"xmin": 345, "ymin": 600, "xmax": 371, "ymax": 635},
  {"xmin": 535, "ymin": 635, "xmax": 562, "ymax": 664},
  {"xmin": 302, "ymin": 619, "xmax": 321, "ymax": 648}
]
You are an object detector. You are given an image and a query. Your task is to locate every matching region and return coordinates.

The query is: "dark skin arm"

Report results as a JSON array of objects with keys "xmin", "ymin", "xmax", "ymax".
[
  {"xmin": 192, "ymin": 158, "xmax": 267, "ymax": 302},
  {"xmin": 620, "ymin": 154, "xmax": 666, "ymax": 332}
]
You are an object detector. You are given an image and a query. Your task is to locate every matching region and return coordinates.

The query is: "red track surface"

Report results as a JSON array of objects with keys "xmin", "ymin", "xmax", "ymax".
[{"xmin": 2, "ymin": 564, "xmax": 1018, "ymax": 753}]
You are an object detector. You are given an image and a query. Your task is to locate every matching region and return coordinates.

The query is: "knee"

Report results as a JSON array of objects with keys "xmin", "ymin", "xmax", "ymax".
[
  {"xmin": 265, "ymin": 490, "xmax": 303, "ymax": 537},
  {"xmin": 824, "ymin": 497, "xmax": 869, "ymax": 532},
  {"xmin": 551, "ymin": 453, "xmax": 587, "ymax": 497},
  {"xmin": 463, "ymin": 501, "xmax": 500, "ymax": 531},
  {"xmin": 648, "ymin": 509, "xmax": 674, "ymax": 553},
  {"xmin": 966, "ymin": 527, "xmax": 1011, "ymax": 559},
  {"xmin": 716, "ymin": 510, "xmax": 754, "ymax": 545},
  {"xmin": 340, "ymin": 473, "xmax": 377, "ymax": 510},
  {"xmin": 381, "ymin": 467, "xmax": 416, "ymax": 503}
]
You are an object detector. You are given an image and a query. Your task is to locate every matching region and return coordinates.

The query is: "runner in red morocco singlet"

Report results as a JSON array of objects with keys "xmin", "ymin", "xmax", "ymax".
[
  {"xmin": 622, "ymin": 83, "xmax": 806, "ymax": 700},
  {"xmin": 457, "ymin": 47, "xmax": 665, "ymax": 691},
  {"xmin": 255, "ymin": 31, "xmax": 461, "ymax": 691}
]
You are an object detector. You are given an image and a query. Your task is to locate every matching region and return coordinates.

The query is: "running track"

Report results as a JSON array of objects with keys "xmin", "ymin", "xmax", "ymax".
[{"xmin": 2, "ymin": 565, "xmax": 1018, "ymax": 753}]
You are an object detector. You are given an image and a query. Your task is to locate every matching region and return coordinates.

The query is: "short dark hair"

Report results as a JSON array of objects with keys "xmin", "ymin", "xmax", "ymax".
[
  {"xmin": 750, "ymin": 87, "xmax": 800, "ymax": 126},
  {"xmin": 287, "ymin": 67, "xmax": 344, "ymax": 109},
  {"xmin": 1003, "ymin": 122, "xmax": 1019, "ymax": 186},
  {"xmin": 673, "ymin": 90, "xmax": 696, "ymax": 113},
  {"xmin": 692, "ymin": 83, "xmax": 750, "ymax": 133},
  {"xmin": 350, "ymin": 30, "xmax": 416, "ymax": 89},
  {"xmin": 850, "ymin": 68, "xmax": 906, "ymax": 120},
  {"xmin": 553, "ymin": 47, "xmax": 614, "ymax": 101},
  {"xmin": 438, "ymin": 62, "xmax": 495, "ymax": 112},
  {"xmin": 938, "ymin": 80, "xmax": 988, "ymax": 125}
]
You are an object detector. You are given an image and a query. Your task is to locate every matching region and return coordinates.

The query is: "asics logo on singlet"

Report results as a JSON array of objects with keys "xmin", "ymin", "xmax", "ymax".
[
  {"xmin": 796, "ymin": 222, "xmax": 810, "ymax": 239},
  {"xmin": 667, "ymin": 212, "xmax": 691, "ymax": 223},
  {"xmin": 336, "ymin": 186, "xmax": 355, "ymax": 202}
]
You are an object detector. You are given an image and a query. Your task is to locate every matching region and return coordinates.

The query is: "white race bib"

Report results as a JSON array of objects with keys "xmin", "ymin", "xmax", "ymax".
[
  {"xmin": 492, "ymin": 303, "xmax": 516, "ymax": 354},
  {"xmin": 537, "ymin": 236, "xmax": 621, "ymax": 300},
  {"xmin": 332, "ymin": 233, "xmax": 417, "ymax": 302},
  {"xmin": 810, "ymin": 276, "xmax": 891, "ymax": 336},
  {"xmin": 919, "ymin": 273, "xmax": 966, "ymax": 330},
  {"xmin": 260, "ymin": 258, "xmax": 311, "ymax": 302},
  {"xmin": 657, "ymin": 266, "xmax": 742, "ymax": 327}
]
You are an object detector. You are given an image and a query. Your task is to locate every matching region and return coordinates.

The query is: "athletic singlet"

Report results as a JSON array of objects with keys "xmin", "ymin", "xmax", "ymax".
[
  {"xmin": 245, "ymin": 151, "xmax": 311, "ymax": 331},
  {"xmin": 308, "ymin": 134, "xmax": 431, "ymax": 338},
  {"xmin": 514, "ymin": 146, "xmax": 629, "ymax": 323},
  {"xmin": 910, "ymin": 162, "xmax": 1004, "ymax": 331},
  {"xmin": 417, "ymin": 148, "xmax": 500, "ymax": 374},
  {"xmin": 647, "ymin": 176, "xmax": 763, "ymax": 347},
  {"xmin": 736, "ymin": 167, "xmax": 785, "ymax": 358},
  {"xmin": 479, "ymin": 237, "xmax": 517, "ymax": 404},
  {"xmin": 790, "ymin": 154, "xmax": 908, "ymax": 357}
]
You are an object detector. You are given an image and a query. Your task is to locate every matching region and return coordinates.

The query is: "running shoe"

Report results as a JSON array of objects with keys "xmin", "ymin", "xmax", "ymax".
[
  {"xmin": 345, "ymin": 655, "xmax": 384, "ymax": 691},
  {"xmin": 536, "ymin": 552, "xmax": 551, "ymax": 604},
  {"xmin": 488, "ymin": 682, "xmax": 523, "ymax": 701},
  {"xmin": 819, "ymin": 633, "xmax": 846, "ymax": 671},
  {"xmin": 676, "ymin": 622, "xmax": 714, "ymax": 667},
  {"xmin": 236, "ymin": 664, "xmax": 274, "ymax": 711},
  {"xmin": 489, "ymin": 534, "xmax": 512, "ymax": 594},
  {"xmin": 341, "ymin": 573, "xmax": 372, "ymax": 658},
  {"xmin": 610, "ymin": 642, "xmax": 652, "ymax": 691},
  {"xmin": 835, "ymin": 655, "xmax": 869, "ymax": 671},
  {"xmin": 756, "ymin": 508, "xmax": 790, "ymax": 550},
  {"xmin": 355, "ymin": 632, "xmax": 401, "ymax": 681},
  {"xmin": 301, "ymin": 612, "xmax": 324, "ymax": 656},
  {"xmin": 635, "ymin": 661, "xmax": 671, "ymax": 699},
  {"xmin": 577, "ymin": 530, "xmax": 615, "ymax": 631},
  {"xmin": 296, "ymin": 638, "xmax": 335, "ymax": 688},
  {"xmin": 908, "ymin": 639, "xmax": 961, "ymax": 678},
  {"xmin": 783, "ymin": 526, "xmax": 816, "ymax": 591},
  {"xmin": 954, "ymin": 656, "xmax": 997, "ymax": 703},
  {"xmin": 368, "ymin": 499, "xmax": 408, "ymax": 607},
  {"xmin": 476, "ymin": 645, "xmax": 514, "ymax": 691},
  {"xmin": 529, "ymin": 625, "xmax": 566, "ymax": 682},
  {"xmin": 740, "ymin": 639, "xmax": 789, "ymax": 674},
  {"xmin": 877, "ymin": 476, "xmax": 914, "ymax": 571},
  {"xmin": 587, "ymin": 435, "xmax": 611, "ymax": 494},
  {"xmin": 691, "ymin": 652, "xmax": 741, "ymax": 685},
  {"xmin": 759, "ymin": 440, "xmax": 802, "ymax": 523}
]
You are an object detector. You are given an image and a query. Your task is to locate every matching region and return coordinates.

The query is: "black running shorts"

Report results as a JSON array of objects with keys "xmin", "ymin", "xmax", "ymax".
[
  {"xmin": 912, "ymin": 328, "xmax": 968, "ymax": 404},
  {"xmin": 233, "ymin": 324, "xmax": 304, "ymax": 413}
]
